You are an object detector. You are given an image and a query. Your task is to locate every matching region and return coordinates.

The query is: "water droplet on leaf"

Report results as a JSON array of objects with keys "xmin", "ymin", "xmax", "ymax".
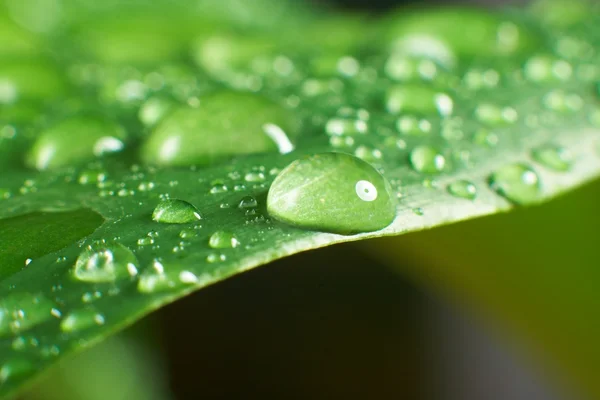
[
  {"xmin": 447, "ymin": 180, "xmax": 477, "ymax": 200},
  {"xmin": 208, "ymin": 231, "xmax": 240, "ymax": 249},
  {"xmin": 73, "ymin": 243, "xmax": 138, "ymax": 283},
  {"xmin": 409, "ymin": 146, "xmax": 446, "ymax": 174},
  {"xmin": 152, "ymin": 199, "xmax": 201, "ymax": 224},
  {"xmin": 267, "ymin": 152, "xmax": 396, "ymax": 235},
  {"xmin": 531, "ymin": 145, "xmax": 572, "ymax": 171},
  {"xmin": 489, "ymin": 164, "xmax": 541, "ymax": 205},
  {"xmin": 140, "ymin": 91, "xmax": 298, "ymax": 167}
]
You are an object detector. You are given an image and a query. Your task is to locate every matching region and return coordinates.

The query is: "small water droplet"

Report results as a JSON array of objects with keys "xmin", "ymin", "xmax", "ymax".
[
  {"xmin": 0, "ymin": 358, "xmax": 35, "ymax": 384},
  {"xmin": 489, "ymin": 164, "xmax": 541, "ymax": 205},
  {"xmin": 208, "ymin": 231, "xmax": 240, "ymax": 249},
  {"xmin": 267, "ymin": 152, "xmax": 396, "ymax": 235},
  {"xmin": 137, "ymin": 260, "xmax": 205, "ymax": 293},
  {"xmin": 152, "ymin": 199, "xmax": 201, "ymax": 224},
  {"xmin": 409, "ymin": 146, "xmax": 446, "ymax": 174},
  {"xmin": 396, "ymin": 115, "xmax": 432, "ymax": 136},
  {"xmin": 0, "ymin": 293, "xmax": 58, "ymax": 336},
  {"xmin": 447, "ymin": 180, "xmax": 477, "ymax": 200},
  {"xmin": 325, "ymin": 117, "xmax": 368, "ymax": 136},
  {"xmin": 60, "ymin": 309, "xmax": 105, "ymax": 333},
  {"xmin": 531, "ymin": 145, "xmax": 572, "ymax": 171},
  {"xmin": 386, "ymin": 85, "xmax": 453, "ymax": 116},
  {"xmin": 73, "ymin": 243, "xmax": 138, "ymax": 283},
  {"xmin": 207, "ymin": 253, "xmax": 227, "ymax": 263},
  {"xmin": 475, "ymin": 104, "xmax": 517, "ymax": 126},
  {"xmin": 238, "ymin": 195, "xmax": 258, "ymax": 209}
]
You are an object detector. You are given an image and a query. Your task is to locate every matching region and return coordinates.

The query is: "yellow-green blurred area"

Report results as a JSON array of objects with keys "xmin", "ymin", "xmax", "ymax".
[{"xmin": 17, "ymin": 179, "xmax": 599, "ymax": 399}]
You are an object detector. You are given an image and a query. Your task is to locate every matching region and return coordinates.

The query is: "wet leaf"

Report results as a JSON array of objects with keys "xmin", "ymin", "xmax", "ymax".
[{"xmin": 1, "ymin": 0, "xmax": 599, "ymax": 397}]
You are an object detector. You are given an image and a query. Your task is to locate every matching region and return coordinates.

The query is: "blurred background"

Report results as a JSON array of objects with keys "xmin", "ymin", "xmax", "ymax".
[{"xmin": 13, "ymin": 0, "xmax": 600, "ymax": 399}]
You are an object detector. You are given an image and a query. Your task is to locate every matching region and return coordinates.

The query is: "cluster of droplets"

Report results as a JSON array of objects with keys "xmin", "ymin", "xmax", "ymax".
[{"xmin": 2, "ymin": 0, "xmax": 600, "ymax": 391}]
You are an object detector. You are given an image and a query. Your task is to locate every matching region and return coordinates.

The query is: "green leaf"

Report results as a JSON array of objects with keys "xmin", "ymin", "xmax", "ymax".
[{"xmin": 1, "ymin": 0, "xmax": 599, "ymax": 397}]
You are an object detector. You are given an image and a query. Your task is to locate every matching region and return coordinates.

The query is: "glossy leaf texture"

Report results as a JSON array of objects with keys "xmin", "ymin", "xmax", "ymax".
[{"xmin": 1, "ymin": 0, "xmax": 600, "ymax": 397}]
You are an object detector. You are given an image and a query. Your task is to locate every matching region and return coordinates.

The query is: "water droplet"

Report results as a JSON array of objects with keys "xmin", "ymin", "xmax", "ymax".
[
  {"xmin": 386, "ymin": 9, "xmax": 537, "ymax": 59},
  {"xmin": 396, "ymin": 115, "xmax": 432, "ymax": 136},
  {"xmin": 0, "ymin": 358, "xmax": 35, "ymax": 384},
  {"xmin": 26, "ymin": 116, "xmax": 126, "ymax": 170},
  {"xmin": 238, "ymin": 196, "xmax": 258, "ymax": 209},
  {"xmin": 489, "ymin": 164, "xmax": 541, "ymax": 205},
  {"xmin": 137, "ymin": 260, "xmax": 203, "ymax": 293},
  {"xmin": 208, "ymin": 231, "xmax": 240, "ymax": 249},
  {"xmin": 60, "ymin": 309, "xmax": 105, "ymax": 333},
  {"xmin": 267, "ymin": 152, "xmax": 396, "ymax": 235},
  {"xmin": 73, "ymin": 243, "xmax": 138, "ymax": 283},
  {"xmin": 140, "ymin": 91, "xmax": 298, "ymax": 167},
  {"xmin": 0, "ymin": 60, "xmax": 67, "ymax": 104},
  {"xmin": 409, "ymin": 146, "xmax": 446, "ymax": 174},
  {"xmin": 207, "ymin": 253, "xmax": 227, "ymax": 263},
  {"xmin": 386, "ymin": 85, "xmax": 453, "ymax": 116},
  {"xmin": 139, "ymin": 96, "xmax": 175, "ymax": 127},
  {"xmin": 543, "ymin": 90, "xmax": 583, "ymax": 112},
  {"xmin": 0, "ymin": 293, "xmax": 58, "ymax": 336},
  {"xmin": 531, "ymin": 145, "xmax": 572, "ymax": 171},
  {"xmin": 325, "ymin": 117, "xmax": 368, "ymax": 136},
  {"xmin": 524, "ymin": 55, "xmax": 572, "ymax": 83},
  {"xmin": 447, "ymin": 180, "xmax": 477, "ymax": 200},
  {"xmin": 475, "ymin": 104, "xmax": 518, "ymax": 126},
  {"xmin": 244, "ymin": 172, "xmax": 265, "ymax": 182},
  {"xmin": 152, "ymin": 199, "xmax": 201, "ymax": 224}
]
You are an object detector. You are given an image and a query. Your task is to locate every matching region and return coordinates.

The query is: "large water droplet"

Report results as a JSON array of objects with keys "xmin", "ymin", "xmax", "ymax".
[
  {"xmin": 531, "ymin": 145, "xmax": 572, "ymax": 171},
  {"xmin": 409, "ymin": 146, "xmax": 446, "ymax": 174},
  {"xmin": 60, "ymin": 308, "xmax": 105, "ymax": 333},
  {"xmin": 26, "ymin": 116, "xmax": 126, "ymax": 170},
  {"xmin": 73, "ymin": 243, "xmax": 138, "ymax": 283},
  {"xmin": 140, "ymin": 91, "xmax": 298, "ymax": 167},
  {"xmin": 489, "ymin": 164, "xmax": 541, "ymax": 205},
  {"xmin": 152, "ymin": 199, "xmax": 201, "ymax": 224},
  {"xmin": 267, "ymin": 152, "xmax": 396, "ymax": 235}
]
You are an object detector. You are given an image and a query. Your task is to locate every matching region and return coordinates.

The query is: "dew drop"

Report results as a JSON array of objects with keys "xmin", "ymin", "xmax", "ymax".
[
  {"xmin": 447, "ymin": 180, "xmax": 477, "ymax": 200},
  {"xmin": 489, "ymin": 164, "xmax": 541, "ymax": 205},
  {"xmin": 208, "ymin": 231, "xmax": 240, "ymax": 249},
  {"xmin": 152, "ymin": 199, "xmax": 201, "ymax": 224},
  {"xmin": 0, "ymin": 358, "xmax": 35, "ymax": 384},
  {"xmin": 531, "ymin": 145, "xmax": 572, "ymax": 171},
  {"xmin": 325, "ymin": 117, "xmax": 368, "ymax": 136},
  {"xmin": 409, "ymin": 146, "xmax": 446, "ymax": 174},
  {"xmin": 238, "ymin": 195, "xmax": 258, "ymax": 209},
  {"xmin": 396, "ymin": 115, "xmax": 432, "ymax": 136},
  {"xmin": 475, "ymin": 104, "xmax": 518, "ymax": 126},
  {"xmin": 60, "ymin": 309, "xmax": 105, "ymax": 333},
  {"xmin": 0, "ymin": 293, "xmax": 58, "ymax": 336},
  {"xmin": 386, "ymin": 85, "xmax": 453, "ymax": 116},
  {"xmin": 267, "ymin": 152, "xmax": 396, "ymax": 235},
  {"xmin": 140, "ymin": 91, "xmax": 298, "ymax": 167},
  {"xmin": 73, "ymin": 243, "xmax": 138, "ymax": 283},
  {"xmin": 26, "ymin": 116, "xmax": 126, "ymax": 170},
  {"xmin": 139, "ymin": 96, "xmax": 175, "ymax": 127},
  {"xmin": 137, "ymin": 260, "xmax": 201, "ymax": 293}
]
